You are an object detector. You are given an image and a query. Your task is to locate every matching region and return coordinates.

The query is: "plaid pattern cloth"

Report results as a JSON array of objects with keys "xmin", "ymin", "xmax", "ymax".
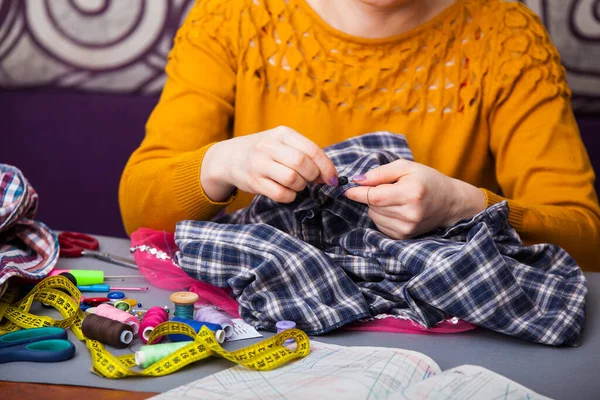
[
  {"xmin": 0, "ymin": 164, "xmax": 59, "ymax": 294},
  {"xmin": 175, "ymin": 133, "xmax": 587, "ymax": 346}
]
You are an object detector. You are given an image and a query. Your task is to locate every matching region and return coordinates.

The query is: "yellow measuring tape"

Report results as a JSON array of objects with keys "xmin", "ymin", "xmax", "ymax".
[{"xmin": 0, "ymin": 275, "xmax": 310, "ymax": 378}]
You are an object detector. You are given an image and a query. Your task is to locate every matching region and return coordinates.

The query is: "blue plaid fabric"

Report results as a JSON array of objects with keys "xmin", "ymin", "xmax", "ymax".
[
  {"xmin": 0, "ymin": 164, "xmax": 59, "ymax": 294},
  {"xmin": 175, "ymin": 132, "xmax": 587, "ymax": 346}
]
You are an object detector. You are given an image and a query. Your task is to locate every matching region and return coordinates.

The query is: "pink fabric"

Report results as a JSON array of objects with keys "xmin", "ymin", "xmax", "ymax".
[
  {"xmin": 131, "ymin": 227, "xmax": 475, "ymax": 334},
  {"xmin": 342, "ymin": 317, "xmax": 475, "ymax": 334},
  {"xmin": 130, "ymin": 228, "xmax": 240, "ymax": 318}
]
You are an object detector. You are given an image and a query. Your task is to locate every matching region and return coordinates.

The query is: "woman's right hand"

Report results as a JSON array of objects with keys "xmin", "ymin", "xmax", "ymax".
[{"xmin": 201, "ymin": 126, "xmax": 339, "ymax": 203}]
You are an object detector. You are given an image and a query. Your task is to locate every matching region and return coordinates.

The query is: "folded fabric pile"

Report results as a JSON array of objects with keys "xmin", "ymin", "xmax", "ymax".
[
  {"xmin": 0, "ymin": 164, "xmax": 59, "ymax": 295},
  {"xmin": 175, "ymin": 133, "xmax": 587, "ymax": 346}
]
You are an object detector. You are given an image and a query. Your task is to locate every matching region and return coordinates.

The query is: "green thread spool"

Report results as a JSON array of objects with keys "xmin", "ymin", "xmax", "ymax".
[
  {"xmin": 169, "ymin": 291, "xmax": 198, "ymax": 320},
  {"xmin": 134, "ymin": 342, "xmax": 191, "ymax": 368}
]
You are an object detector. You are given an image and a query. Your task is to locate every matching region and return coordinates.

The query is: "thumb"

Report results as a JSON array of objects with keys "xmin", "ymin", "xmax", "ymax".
[{"xmin": 351, "ymin": 159, "xmax": 410, "ymax": 186}]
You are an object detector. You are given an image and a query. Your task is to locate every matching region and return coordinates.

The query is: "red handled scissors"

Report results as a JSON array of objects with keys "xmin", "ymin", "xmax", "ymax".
[
  {"xmin": 58, "ymin": 231, "xmax": 99, "ymax": 256},
  {"xmin": 58, "ymin": 231, "xmax": 138, "ymax": 270}
]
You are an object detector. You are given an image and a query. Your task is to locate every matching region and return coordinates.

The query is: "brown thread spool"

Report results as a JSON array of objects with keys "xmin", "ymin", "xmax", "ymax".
[
  {"xmin": 169, "ymin": 291, "xmax": 199, "ymax": 319},
  {"xmin": 81, "ymin": 313, "xmax": 134, "ymax": 349}
]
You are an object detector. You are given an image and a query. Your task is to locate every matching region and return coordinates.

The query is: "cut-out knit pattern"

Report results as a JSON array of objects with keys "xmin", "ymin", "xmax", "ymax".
[
  {"xmin": 120, "ymin": 0, "xmax": 600, "ymax": 272},
  {"xmin": 176, "ymin": 0, "xmax": 568, "ymax": 120}
]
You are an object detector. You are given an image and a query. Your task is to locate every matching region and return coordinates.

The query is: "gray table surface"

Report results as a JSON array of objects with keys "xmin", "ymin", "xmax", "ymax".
[{"xmin": 0, "ymin": 234, "xmax": 598, "ymax": 399}]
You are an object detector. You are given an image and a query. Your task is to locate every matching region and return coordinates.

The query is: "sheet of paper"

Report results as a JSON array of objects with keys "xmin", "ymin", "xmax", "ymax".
[
  {"xmin": 226, "ymin": 318, "xmax": 262, "ymax": 341},
  {"xmin": 394, "ymin": 364, "xmax": 552, "ymax": 400},
  {"xmin": 151, "ymin": 341, "xmax": 442, "ymax": 400}
]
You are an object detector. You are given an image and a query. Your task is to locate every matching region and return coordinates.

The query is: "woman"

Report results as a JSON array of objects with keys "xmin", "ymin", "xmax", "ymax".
[{"xmin": 119, "ymin": 0, "xmax": 600, "ymax": 270}]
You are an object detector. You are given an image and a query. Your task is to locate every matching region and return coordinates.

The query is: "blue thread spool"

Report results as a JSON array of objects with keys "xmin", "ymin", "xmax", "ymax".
[{"xmin": 168, "ymin": 317, "xmax": 225, "ymax": 343}]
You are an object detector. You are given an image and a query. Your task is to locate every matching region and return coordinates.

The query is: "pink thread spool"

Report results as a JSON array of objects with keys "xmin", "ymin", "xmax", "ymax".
[
  {"xmin": 139, "ymin": 306, "xmax": 169, "ymax": 344},
  {"xmin": 95, "ymin": 303, "xmax": 141, "ymax": 334}
]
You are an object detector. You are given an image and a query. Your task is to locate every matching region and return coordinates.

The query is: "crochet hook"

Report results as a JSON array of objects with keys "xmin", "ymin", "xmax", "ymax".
[{"xmin": 77, "ymin": 284, "xmax": 149, "ymax": 292}]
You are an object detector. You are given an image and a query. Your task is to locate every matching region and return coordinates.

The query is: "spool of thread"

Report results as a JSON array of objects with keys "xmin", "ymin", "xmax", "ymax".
[
  {"xmin": 169, "ymin": 292, "xmax": 198, "ymax": 320},
  {"xmin": 134, "ymin": 342, "xmax": 191, "ymax": 368},
  {"xmin": 195, "ymin": 306, "xmax": 234, "ymax": 339},
  {"xmin": 276, "ymin": 320, "xmax": 296, "ymax": 345},
  {"xmin": 276, "ymin": 320, "xmax": 296, "ymax": 333},
  {"xmin": 81, "ymin": 313, "xmax": 134, "ymax": 349},
  {"xmin": 168, "ymin": 317, "xmax": 225, "ymax": 343},
  {"xmin": 139, "ymin": 306, "xmax": 169, "ymax": 344},
  {"xmin": 95, "ymin": 303, "xmax": 140, "ymax": 334}
]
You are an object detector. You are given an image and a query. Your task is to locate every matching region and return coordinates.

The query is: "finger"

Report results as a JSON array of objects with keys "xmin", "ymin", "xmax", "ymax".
[
  {"xmin": 351, "ymin": 159, "xmax": 411, "ymax": 186},
  {"xmin": 369, "ymin": 205, "xmax": 406, "ymax": 219},
  {"xmin": 277, "ymin": 127, "xmax": 338, "ymax": 185},
  {"xmin": 262, "ymin": 162, "xmax": 308, "ymax": 192},
  {"xmin": 344, "ymin": 184, "xmax": 397, "ymax": 207},
  {"xmin": 253, "ymin": 177, "xmax": 297, "ymax": 203},
  {"xmin": 376, "ymin": 224, "xmax": 402, "ymax": 240},
  {"xmin": 369, "ymin": 208, "xmax": 415, "ymax": 239},
  {"xmin": 268, "ymin": 143, "xmax": 320, "ymax": 183},
  {"xmin": 368, "ymin": 208, "xmax": 398, "ymax": 233}
]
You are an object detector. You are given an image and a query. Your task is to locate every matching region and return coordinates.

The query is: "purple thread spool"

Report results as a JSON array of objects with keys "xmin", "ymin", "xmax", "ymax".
[{"xmin": 276, "ymin": 320, "xmax": 296, "ymax": 345}]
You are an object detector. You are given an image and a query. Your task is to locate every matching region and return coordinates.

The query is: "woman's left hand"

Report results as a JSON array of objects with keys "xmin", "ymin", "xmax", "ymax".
[{"xmin": 344, "ymin": 159, "xmax": 486, "ymax": 239}]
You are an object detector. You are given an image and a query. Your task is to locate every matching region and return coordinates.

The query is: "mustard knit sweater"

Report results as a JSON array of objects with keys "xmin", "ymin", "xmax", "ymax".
[{"xmin": 119, "ymin": 0, "xmax": 600, "ymax": 271}]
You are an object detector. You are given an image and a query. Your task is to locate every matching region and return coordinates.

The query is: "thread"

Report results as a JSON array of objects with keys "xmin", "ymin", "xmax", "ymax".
[
  {"xmin": 134, "ymin": 342, "xmax": 191, "ymax": 368},
  {"xmin": 195, "ymin": 306, "xmax": 234, "ymax": 338},
  {"xmin": 170, "ymin": 291, "xmax": 198, "ymax": 320},
  {"xmin": 81, "ymin": 313, "xmax": 134, "ymax": 349},
  {"xmin": 139, "ymin": 306, "xmax": 169, "ymax": 344},
  {"xmin": 168, "ymin": 317, "xmax": 225, "ymax": 343},
  {"xmin": 276, "ymin": 320, "xmax": 296, "ymax": 345},
  {"xmin": 174, "ymin": 304, "xmax": 194, "ymax": 319},
  {"xmin": 276, "ymin": 320, "xmax": 296, "ymax": 333},
  {"xmin": 95, "ymin": 303, "xmax": 140, "ymax": 334}
]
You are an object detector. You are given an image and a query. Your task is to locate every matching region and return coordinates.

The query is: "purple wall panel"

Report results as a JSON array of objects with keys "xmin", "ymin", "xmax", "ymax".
[{"xmin": 1, "ymin": 90, "xmax": 157, "ymax": 238}]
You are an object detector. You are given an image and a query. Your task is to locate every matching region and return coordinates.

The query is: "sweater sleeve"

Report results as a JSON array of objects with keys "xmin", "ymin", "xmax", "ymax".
[
  {"xmin": 484, "ymin": 4, "xmax": 600, "ymax": 271},
  {"xmin": 119, "ymin": 0, "xmax": 238, "ymax": 235}
]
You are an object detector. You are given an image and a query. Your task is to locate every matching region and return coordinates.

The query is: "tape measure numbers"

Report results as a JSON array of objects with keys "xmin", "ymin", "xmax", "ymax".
[{"xmin": 0, "ymin": 275, "xmax": 310, "ymax": 378}]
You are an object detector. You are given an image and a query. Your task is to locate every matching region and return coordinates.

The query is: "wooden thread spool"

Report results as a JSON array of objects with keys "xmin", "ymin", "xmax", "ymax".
[{"xmin": 169, "ymin": 291, "xmax": 199, "ymax": 320}]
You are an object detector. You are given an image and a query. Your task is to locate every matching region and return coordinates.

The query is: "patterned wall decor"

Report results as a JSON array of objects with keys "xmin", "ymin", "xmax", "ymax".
[
  {"xmin": 0, "ymin": 0, "xmax": 193, "ymax": 93},
  {"xmin": 0, "ymin": 0, "xmax": 598, "ymax": 111}
]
